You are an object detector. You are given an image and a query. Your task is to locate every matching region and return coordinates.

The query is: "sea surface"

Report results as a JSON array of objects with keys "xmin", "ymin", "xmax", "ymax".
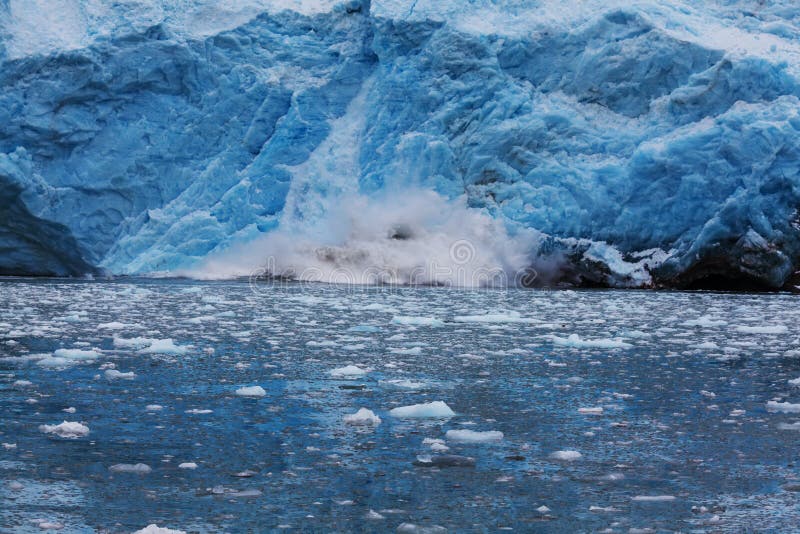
[{"xmin": 1, "ymin": 278, "xmax": 800, "ymax": 533}]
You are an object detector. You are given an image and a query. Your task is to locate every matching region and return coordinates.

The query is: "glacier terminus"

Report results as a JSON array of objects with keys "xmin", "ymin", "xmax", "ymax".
[{"xmin": 1, "ymin": 0, "xmax": 800, "ymax": 289}]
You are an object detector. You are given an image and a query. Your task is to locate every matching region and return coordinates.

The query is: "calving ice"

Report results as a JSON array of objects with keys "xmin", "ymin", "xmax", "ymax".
[{"xmin": 1, "ymin": 0, "xmax": 800, "ymax": 288}]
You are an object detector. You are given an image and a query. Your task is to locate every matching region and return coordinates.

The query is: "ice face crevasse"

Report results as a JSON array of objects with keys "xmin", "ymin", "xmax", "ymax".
[{"xmin": 1, "ymin": 0, "xmax": 800, "ymax": 288}]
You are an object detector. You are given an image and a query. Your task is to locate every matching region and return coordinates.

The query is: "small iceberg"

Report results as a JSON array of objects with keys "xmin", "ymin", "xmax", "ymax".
[
  {"xmin": 389, "ymin": 401, "xmax": 455, "ymax": 419},
  {"xmin": 109, "ymin": 463, "xmax": 152, "ymax": 474},
  {"xmin": 551, "ymin": 334, "xmax": 632, "ymax": 349},
  {"xmin": 549, "ymin": 450, "xmax": 583, "ymax": 461},
  {"xmin": 235, "ymin": 386, "xmax": 266, "ymax": 398},
  {"xmin": 330, "ymin": 365, "xmax": 369, "ymax": 378},
  {"xmin": 392, "ymin": 316, "xmax": 444, "ymax": 327},
  {"xmin": 39, "ymin": 421, "xmax": 90, "ymax": 439},
  {"xmin": 344, "ymin": 408, "xmax": 382, "ymax": 426}
]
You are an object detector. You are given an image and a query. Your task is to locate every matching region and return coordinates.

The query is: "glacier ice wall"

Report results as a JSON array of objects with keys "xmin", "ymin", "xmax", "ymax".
[{"xmin": 1, "ymin": 0, "xmax": 800, "ymax": 288}]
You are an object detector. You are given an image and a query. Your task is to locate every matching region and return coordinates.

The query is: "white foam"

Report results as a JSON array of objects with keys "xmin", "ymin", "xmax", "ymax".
[{"xmin": 389, "ymin": 401, "xmax": 455, "ymax": 419}]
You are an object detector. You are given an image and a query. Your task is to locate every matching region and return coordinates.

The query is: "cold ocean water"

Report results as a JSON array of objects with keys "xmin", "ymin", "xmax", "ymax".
[{"xmin": 1, "ymin": 278, "xmax": 800, "ymax": 532}]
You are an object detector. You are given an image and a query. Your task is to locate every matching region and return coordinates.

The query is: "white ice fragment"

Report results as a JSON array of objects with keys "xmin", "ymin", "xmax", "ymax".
[
  {"xmin": 632, "ymin": 495, "xmax": 676, "ymax": 502},
  {"xmin": 550, "ymin": 334, "xmax": 632, "ymax": 349},
  {"xmin": 133, "ymin": 525, "xmax": 186, "ymax": 534},
  {"xmin": 39, "ymin": 421, "xmax": 90, "ymax": 438},
  {"xmin": 536, "ymin": 505, "xmax": 551, "ymax": 513},
  {"xmin": 53, "ymin": 348, "xmax": 100, "ymax": 361},
  {"xmin": 97, "ymin": 321, "xmax": 129, "ymax": 330},
  {"xmin": 185, "ymin": 409, "xmax": 213, "ymax": 414},
  {"xmin": 235, "ymin": 386, "xmax": 266, "ymax": 398},
  {"xmin": 549, "ymin": 450, "xmax": 583, "ymax": 461},
  {"xmin": 445, "ymin": 429, "xmax": 503, "ymax": 443},
  {"xmin": 2, "ymin": 443, "xmax": 17, "ymax": 449},
  {"xmin": 389, "ymin": 401, "xmax": 455, "ymax": 419},
  {"xmin": 392, "ymin": 316, "xmax": 444, "ymax": 327},
  {"xmin": 734, "ymin": 325, "xmax": 788, "ymax": 334},
  {"xmin": 365, "ymin": 510, "xmax": 385, "ymax": 520},
  {"xmin": 380, "ymin": 379, "xmax": 425, "ymax": 390},
  {"xmin": 178, "ymin": 462, "xmax": 198, "ymax": 469},
  {"xmin": 109, "ymin": 463, "xmax": 152, "ymax": 474},
  {"xmin": 105, "ymin": 369, "xmax": 135, "ymax": 380},
  {"xmin": 13, "ymin": 379, "xmax": 33, "ymax": 387},
  {"xmin": 113, "ymin": 337, "xmax": 157, "ymax": 349},
  {"xmin": 344, "ymin": 408, "xmax": 382, "ymax": 426},
  {"xmin": 766, "ymin": 401, "xmax": 800, "ymax": 413},
  {"xmin": 145, "ymin": 405, "xmax": 163, "ymax": 411},
  {"xmin": 788, "ymin": 378, "xmax": 800, "ymax": 387},
  {"xmin": 578, "ymin": 407, "xmax": 604, "ymax": 415},
  {"xmin": 329, "ymin": 365, "xmax": 369, "ymax": 378},
  {"xmin": 138, "ymin": 339, "xmax": 188, "ymax": 355}
]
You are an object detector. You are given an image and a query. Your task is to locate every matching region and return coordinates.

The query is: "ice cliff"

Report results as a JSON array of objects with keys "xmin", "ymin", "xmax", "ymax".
[{"xmin": 2, "ymin": 0, "xmax": 800, "ymax": 288}]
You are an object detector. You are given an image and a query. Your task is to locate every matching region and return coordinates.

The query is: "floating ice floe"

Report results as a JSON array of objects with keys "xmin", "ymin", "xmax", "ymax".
[
  {"xmin": 789, "ymin": 378, "xmax": 800, "ymax": 387},
  {"xmin": 178, "ymin": 462, "xmax": 198, "ymax": 469},
  {"xmin": 423, "ymin": 438, "xmax": 449, "ymax": 452},
  {"xmin": 109, "ymin": 463, "xmax": 152, "ymax": 474},
  {"xmin": 392, "ymin": 316, "xmax": 445, "ymax": 327},
  {"xmin": 389, "ymin": 401, "xmax": 455, "ymax": 419},
  {"xmin": 54, "ymin": 348, "xmax": 101, "ymax": 361},
  {"xmin": 39, "ymin": 421, "xmax": 90, "ymax": 438},
  {"xmin": 380, "ymin": 379, "xmax": 426, "ymax": 390},
  {"xmin": 682, "ymin": 316, "xmax": 727, "ymax": 327},
  {"xmin": 453, "ymin": 311, "xmax": 537, "ymax": 324},
  {"xmin": 235, "ymin": 386, "xmax": 266, "ymax": 398},
  {"xmin": 766, "ymin": 400, "xmax": 800, "ymax": 413},
  {"xmin": 113, "ymin": 337, "xmax": 157, "ymax": 349},
  {"xmin": 578, "ymin": 407, "xmax": 604, "ymax": 415},
  {"xmin": 105, "ymin": 369, "xmax": 135, "ymax": 380},
  {"xmin": 445, "ymin": 429, "xmax": 503, "ymax": 443},
  {"xmin": 138, "ymin": 339, "xmax": 189, "ymax": 355},
  {"xmin": 734, "ymin": 325, "xmax": 789, "ymax": 335},
  {"xmin": 97, "ymin": 321, "xmax": 129, "ymax": 330},
  {"xmin": 632, "ymin": 495, "xmax": 676, "ymax": 502},
  {"xmin": 133, "ymin": 525, "xmax": 186, "ymax": 534},
  {"xmin": 344, "ymin": 408, "xmax": 382, "ymax": 426},
  {"xmin": 329, "ymin": 365, "xmax": 369, "ymax": 378},
  {"xmin": 12, "ymin": 379, "xmax": 32, "ymax": 387},
  {"xmin": 550, "ymin": 334, "xmax": 632, "ymax": 349},
  {"xmin": 145, "ymin": 405, "xmax": 163, "ymax": 411},
  {"xmin": 549, "ymin": 450, "xmax": 583, "ymax": 461}
]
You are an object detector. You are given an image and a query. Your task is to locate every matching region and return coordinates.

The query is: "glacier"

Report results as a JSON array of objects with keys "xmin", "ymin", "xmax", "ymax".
[{"xmin": 1, "ymin": 0, "xmax": 800, "ymax": 288}]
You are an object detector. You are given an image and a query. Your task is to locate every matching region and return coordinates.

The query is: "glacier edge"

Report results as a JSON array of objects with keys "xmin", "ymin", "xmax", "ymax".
[{"xmin": 1, "ymin": 0, "xmax": 800, "ymax": 288}]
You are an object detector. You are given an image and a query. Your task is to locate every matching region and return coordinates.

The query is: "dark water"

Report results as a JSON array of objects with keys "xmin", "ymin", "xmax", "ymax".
[{"xmin": 1, "ymin": 279, "xmax": 800, "ymax": 533}]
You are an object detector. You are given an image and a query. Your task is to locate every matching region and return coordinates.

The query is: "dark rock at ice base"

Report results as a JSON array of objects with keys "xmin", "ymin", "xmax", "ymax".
[{"xmin": 2, "ymin": 0, "xmax": 800, "ymax": 288}]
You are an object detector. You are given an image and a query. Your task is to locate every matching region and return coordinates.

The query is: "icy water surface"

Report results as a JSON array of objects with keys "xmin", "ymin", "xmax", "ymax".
[{"xmin": 2, "ymin": 279, "xmax": 800, "ymax": 533}]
